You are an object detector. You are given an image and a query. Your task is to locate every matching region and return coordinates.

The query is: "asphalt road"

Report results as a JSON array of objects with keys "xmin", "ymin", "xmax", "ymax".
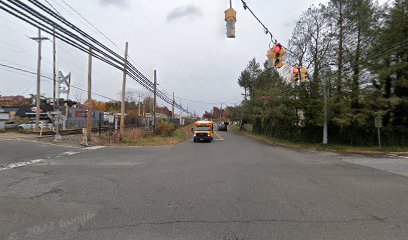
[{"xmin": 1, "ymin": 131, "xmax": 408, "ymax": 240}]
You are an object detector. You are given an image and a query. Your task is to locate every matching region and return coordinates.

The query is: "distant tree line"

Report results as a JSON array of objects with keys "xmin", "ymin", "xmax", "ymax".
[{"xmin": 228, "ymin": 0, "xmax": 408, "ymax": 146}]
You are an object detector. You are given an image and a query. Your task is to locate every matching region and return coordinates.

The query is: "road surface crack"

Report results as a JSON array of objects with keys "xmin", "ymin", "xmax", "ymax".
[
  {"xmin": 80, "ymin": 217, "xmax": 384, "ymax": 231},
  {"xmin": 30, "ymin": 188, "xmax": 63, "ymax": 199}
]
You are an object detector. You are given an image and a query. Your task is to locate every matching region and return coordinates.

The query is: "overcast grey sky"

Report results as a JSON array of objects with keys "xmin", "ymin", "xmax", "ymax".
[{"xmin": 0, "ymin": 0, "xmax": 388, "ymax": 115}]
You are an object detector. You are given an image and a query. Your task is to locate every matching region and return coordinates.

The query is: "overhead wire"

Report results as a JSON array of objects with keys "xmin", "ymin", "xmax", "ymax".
[
  {"xmin": 0, "ymin": 1, "xmax": 193, "ymax": 113},
  {"xmin": 0, "ymin": 63, "xmax": 118, "ymax": 101},
  {"xmin": 58, "ymin": 0, "xmax": 154, "ymax": 80},
  {"xmin": 240, "ymin": 0, "xmax": 295, "ymax": 55}
]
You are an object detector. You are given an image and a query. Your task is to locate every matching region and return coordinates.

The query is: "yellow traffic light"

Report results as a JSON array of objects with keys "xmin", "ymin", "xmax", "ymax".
[
  {"xmin": 293, "ymin": 67, "xmax": 300, "ymax": 81},
  {"xmin": 266, "ymin": 48, "xmax": 275, "ymax": 68},
  {"xmin": 225, "ymin": 7, "xmax": 237, "ymax": 38},
  {"xmin": 274, "ymin": 47, "xmax": 286, "ymax": 68},
  {"xmin": 266, "ymin": 44, "xmax": 286, "ymax": 69},
  {"xmin": 301, "ymin": 67, "xmax": 309, "ymax": 82}
]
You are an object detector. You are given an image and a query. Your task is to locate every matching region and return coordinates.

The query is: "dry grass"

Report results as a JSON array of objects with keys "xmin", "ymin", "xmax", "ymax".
[{"xmin": 96, "ymin": 124, "xmax": 193, "ymax": 146}]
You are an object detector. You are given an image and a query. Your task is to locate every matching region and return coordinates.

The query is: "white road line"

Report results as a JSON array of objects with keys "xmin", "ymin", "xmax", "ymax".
[
  {"xmin": 214, "ymin": 131, "xmax": 224, "ymax": 141},
  {"xmin": 387, "ymin": 154, "xmax": 408, "ymax": 159},
  {"xmin": 59, "ymin": 151, "xmax": 80, "ymax": 156},
  {"xmin": 0, "ymin": 159, "xmax": 43, "ymax": 171},
  {"xmin": 83, "ymin": 146, "xmax": 106, "ymax": 151}
]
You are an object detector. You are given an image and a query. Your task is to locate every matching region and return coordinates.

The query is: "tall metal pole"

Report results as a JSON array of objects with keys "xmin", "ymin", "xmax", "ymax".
[
  {"xmin": 87, "ymin": 48, "xmax": 93, "ymax": 142},
  {"xmin": 323, "ymin": 70, "xmax": 328, "ymax": 145},
  {"xmin": 153, "ymin": 70, "xmax": 157, "ymax": 130},
  {"xmin": 120, "ymin": 42, "xmax": 129, "ymax": 138}
]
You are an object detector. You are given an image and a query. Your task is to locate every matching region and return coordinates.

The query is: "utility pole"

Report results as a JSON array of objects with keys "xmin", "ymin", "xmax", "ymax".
[
  {"xmin": 52, "ymin": 27, "xmax": 57, "ymax": 108},
  {"xmin": 220, "ymin": 103, "xmax": 223, "ymax": 120},
  {"xmin": 138, "ymin": 93, "xmax": 141, "ymax": 116},
  {"xmin": 64, "ymin": 75, "xmax": 71, "ymax": 126},
  {"xmin": 239, "ymin": 91, "xmax": 248, "ymax": 132},
  {"xmin": 87, "ymin": 48, "xmax": 92, "ymax": 142},
  {"xmin": 30, "ymin": 29, "xmax": 49, "ymax": 129},
  {"xmin": 52, "ymin": 27, "xmax": 62, "ymax": 140},
  {"xmin": 172, "ymin": 92, "xmax": 175, "ymax": 119},
  {"xmin": 153, "ymin": 70, "xmax": 157, "ymax": 130},
  {"xmin": 180, "ymin": 99, "xmax": 182, "ymax": 118},
  {"xmin": 120, "ymin": 42, "xmax": 129, "ymax": 139},
  {"xmin": 323, "ymin": 67, "xmax": 328, "ymax": 145},
  {"xmin": 179, "ymin": 99, "xmax": 183, "ymax": 126}
]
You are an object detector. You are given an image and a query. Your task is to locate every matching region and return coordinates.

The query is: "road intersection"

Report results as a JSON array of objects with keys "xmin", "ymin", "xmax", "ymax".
[{"xmin": 1, "ymin": 131, "xmax": 408, "ymax": 239}]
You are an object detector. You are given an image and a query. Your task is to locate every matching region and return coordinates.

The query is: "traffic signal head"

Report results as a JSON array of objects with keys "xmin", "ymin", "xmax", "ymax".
[
  {"xmin": 266, "ymin": 48, "xmax": 275, "ymax": 68},
  {"xmin": 301, "ymin": 67, "xmax": 309, "ymax": 82},
  {"xmin": 273, "ymin": 44, "xmax": 282, "ymax": 54},
  {"xmin": 225, "ymin": 7, "xmax": 237, "ymax": 38},
  {"xmin": 273, "ymin": 44, "xmax": 286, "ymax": 68},
  {"xmin": 293, "ymin": 67, "xmax": 300, "ymax": 81},
  {"xmin": 266, "ymin": 44, "xmax": 286, "ymax": 69}
]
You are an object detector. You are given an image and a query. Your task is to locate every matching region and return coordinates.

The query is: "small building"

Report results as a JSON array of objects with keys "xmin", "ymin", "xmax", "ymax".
[
  {"xmin": 0, "ymin": 107, "xmax": 20, "ymax": 121},
  {"xmin": 66, "ymin": 108, "xmax": 102, "ymax": 129}
]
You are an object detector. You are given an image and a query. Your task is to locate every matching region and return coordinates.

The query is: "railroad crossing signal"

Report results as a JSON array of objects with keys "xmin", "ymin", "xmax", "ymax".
[
  {"xmin": 225, "ymin": 6, "xmax": 237, "ymax": 38},
  {"xmin": 267, "ymin": 44, "xmax": 286, "ymax": 68},
  {"xmin": 301, "ymin": 67, "xmax": 309, "ymax": 82},
  {"xmin": 293, "ymin": 67, "xmax": 301, "ymax": 81}
]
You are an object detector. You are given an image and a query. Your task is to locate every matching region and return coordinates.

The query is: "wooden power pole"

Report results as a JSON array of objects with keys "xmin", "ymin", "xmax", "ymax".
[
  {"xmin": 138, "ymin": 93, "xmax": 141, "ymax": 116},
  {"xmin": 52, "ymin": 27, "xmax": 57, "ymax": 108},
  {"xmin": 153, "ymin": 70, "xmax": 157, "ymax": 130},
  {"xmin": 120, "ymin": 42, "xmax": 129, "ymax": 139},
  {"xmin": 172, "ymin": 92, "xmax": 175, "ymax": 119},
  {"xmin": 87, "ymin": 48, "xmax": 92, "ymax": 142},
  {"xmin": 30, "ymin": 29, "xmax": 48, "ymax": 129}
]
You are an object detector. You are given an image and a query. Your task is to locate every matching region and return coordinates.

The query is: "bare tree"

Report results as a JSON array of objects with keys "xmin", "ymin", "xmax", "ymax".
[{"xmin": 73, "ymin": 90, "xmax": 85, "ymax": 105}]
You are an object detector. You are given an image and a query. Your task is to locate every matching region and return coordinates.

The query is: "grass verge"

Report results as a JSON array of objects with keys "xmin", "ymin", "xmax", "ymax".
[
  {"xmin": 230, "ymin": 125, "xmax": 408, "ymax": 155},
  {"xmin": 121, "ymin": 125, "xmax": 192, "ymax": 146}
]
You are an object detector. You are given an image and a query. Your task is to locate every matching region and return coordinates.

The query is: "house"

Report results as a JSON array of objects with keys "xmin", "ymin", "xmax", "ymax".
[
  {"xmin": 0, "ymin": 95, "xmax": 31, "ymax": 121},
  {"xmin": 0, "ymin": 107, "xmax": 20, "ymax": 121},
  {"xmin": 65, "ymin": 108, "xmax": 103, "ymax": 129},
  {"xmin": 0, "ymin": 95, "xmax": 30, "ymax": 107}
]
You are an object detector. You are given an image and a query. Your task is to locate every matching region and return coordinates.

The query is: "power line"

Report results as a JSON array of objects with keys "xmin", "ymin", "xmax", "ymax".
[
  {"xmin": 240, "ymin": 0, "xmax": 294, "ymax": 54},
  {"xmin": 0, "ymin": 1, "xmax": 192, "ymax": 114},
  {"xmin": 57, "ymin": 0, "xmax": 154, "ymax": 80},
  {"xmin": 44, "ymin": 0, "xmax": 63, "ymax": 17},
  {"xmin": 0, "ymin": 63, "xmax": 117, "ymax": 101}
]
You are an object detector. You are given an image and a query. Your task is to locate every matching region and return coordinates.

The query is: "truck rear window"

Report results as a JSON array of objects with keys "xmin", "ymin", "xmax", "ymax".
[{"xmin": 196, "ymin": 126, "xmax": 210, "ymax": 131}]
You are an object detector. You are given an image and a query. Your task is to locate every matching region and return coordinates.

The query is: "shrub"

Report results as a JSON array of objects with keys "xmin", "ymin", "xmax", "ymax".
[{"xmin": 154, "ymin": 120, "xmax": 177, "ymax": 136}]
